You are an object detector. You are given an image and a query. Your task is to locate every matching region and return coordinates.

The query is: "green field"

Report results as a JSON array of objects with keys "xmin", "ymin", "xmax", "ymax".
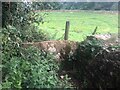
[{"xmin": 38, "ymin": 11, "xmax": 118, "ymax": 41}]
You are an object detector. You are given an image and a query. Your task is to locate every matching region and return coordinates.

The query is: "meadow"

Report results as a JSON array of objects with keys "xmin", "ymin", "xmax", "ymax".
[{"xmin": 38, "ymin": 11, "xmax": 118, "ymax": 41}]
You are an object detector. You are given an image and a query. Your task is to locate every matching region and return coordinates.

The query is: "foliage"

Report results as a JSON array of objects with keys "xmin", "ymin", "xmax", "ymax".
[
  {"xmin": 1, "ymin": 25, "xmax": 48, "ymax": 59},
  {"xmin": 2, "ymin": 46, "xmax": 72, "ymax": 89},
  {"xmin": 2, "ymin": 2, "xmax": 50, "ymax": 42},
  {"xmin": 1, "ymin": 9, "xmax": 69, "ymax": 87},
  {"xmin": 32, "ymin": 2, "xmax": 118, "ymax": 11},
  {"xmin": 75, "ymin": 36, "xmax": 104, "ymax": 60},
  {"xmin": 2, "ymin": 2, "xmax": 118, "ymax": 28},
  {"xmin": 1, "ymin": 2, "xmax": 73, "ymax": 89},
  {"xmin": 1, "ymin": 1, "xmax": 119, "ymax": 89},
  {"xmin": 2, "ymin": 25, "xmax": 22, "ymax": 60},
  {"xmin": 33, "ymin": 2, "xmax": 63, "ymax": 10},
  {"xmin": 2, "ymin": 2, "xmax": 42, "ymax": 28},
  {"xmin": 58, "ymin": 36, "xmax": 120, "ymax": 88},
  {"xmin": 1, "ymin": 25, "xmax": 72, "ymax": 89},
  {"xmin": 44, "ymin": 2, "xmax": 118, "ymax": 10},
  {"xmin": 69, "ymin": 36, "xmax": 120, "ymax": 88},
  {"xmin": 20, "ymin": 24, "xmax": 49, "ymax": 42}
]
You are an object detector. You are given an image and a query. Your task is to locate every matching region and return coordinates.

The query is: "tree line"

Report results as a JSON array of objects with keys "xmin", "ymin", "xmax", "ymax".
[
  {"xmin": 2, "ymin": 2, "xmax": 118, "ymax": 28},
  {"xmin": 33, "ymin": 2, "xmax": 118, "ymax": 11}
]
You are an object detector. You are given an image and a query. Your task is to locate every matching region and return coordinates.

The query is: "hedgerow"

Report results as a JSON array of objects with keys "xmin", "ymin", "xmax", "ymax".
[{"xmin": 60, "ymin": 36, "xmax": 120, "ymax": 88}]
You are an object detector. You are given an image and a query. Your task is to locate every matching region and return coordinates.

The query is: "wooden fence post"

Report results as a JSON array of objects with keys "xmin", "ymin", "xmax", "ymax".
[{"xmin": 64, "ymin": 21, "xmax": 70, "ymax": 40}]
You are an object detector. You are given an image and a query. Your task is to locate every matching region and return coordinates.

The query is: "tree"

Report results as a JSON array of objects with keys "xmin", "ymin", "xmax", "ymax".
[{"xmin": 2, "ymin": 2, "xmax": 49, "ymax": 42}]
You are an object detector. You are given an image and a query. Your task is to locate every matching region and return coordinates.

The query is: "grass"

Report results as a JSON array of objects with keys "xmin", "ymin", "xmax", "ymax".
[{"xmin": 38, "ymin": 11, "xmax": 118, "ymax": 41}]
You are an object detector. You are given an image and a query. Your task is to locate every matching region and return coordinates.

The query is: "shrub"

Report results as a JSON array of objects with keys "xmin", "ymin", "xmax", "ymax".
[
  {"xmin": 1, "ymin": 26, "xmax": 72, "ymax": 89},
  {"xmin": 2, "ymin": 2, "xmax": 50, "ymax": 42},
  {"xmin": 60, "ymin": 36, "xmax": 120, "ymax": 88},
  {"xmin": 2, "ymin": 26, "xmax": 22, "ymax": 61},
  {"xmin": 1, "ymin": 2, "xmax": 72, "ymax": 89},
  {"xmin": 2, "ymin": 46, "xmax": 72, "ymax": 89},
  {"xmin": 21, "ymin": 24, "xmax": 50, "ymax": 42},
  {"xmin": 72, "ymin": 36, "xmax": 120, "ymax": 88}
]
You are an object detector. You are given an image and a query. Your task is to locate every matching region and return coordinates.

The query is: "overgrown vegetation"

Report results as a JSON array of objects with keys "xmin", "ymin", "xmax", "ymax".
[
  {"xmin": 2, "ymin": 47, "xmax": 72, "ymax": 88},
  {"xmin": 33, "ymin": 2, "xmax": 118, "ymax": 11},
  {"xmin": 1, "ymin": 2, "xmax": 72, "ymax": 89},
  {"xmin": 2, "ymin": 2, "xmax": 49, "ymax": 42},
  {"xmin": 1, "ymin": 26, "xmax": 72, "ymax": 89},
  {"xmin": 60, "ymin": 36, "xmax": 120, "ymax": 88},
  {"xmin": 1, "ymin": 1, "xmax": 120, "ymax": 89}
]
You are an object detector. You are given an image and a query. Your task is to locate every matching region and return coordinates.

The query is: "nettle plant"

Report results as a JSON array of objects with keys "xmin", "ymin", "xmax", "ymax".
[{"xmin": 2, "ymin": 46, "xmax": 72, "ymax": 88}]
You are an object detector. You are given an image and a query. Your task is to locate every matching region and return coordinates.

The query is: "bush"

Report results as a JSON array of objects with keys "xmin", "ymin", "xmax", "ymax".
[
  {"xmin": 60, "ymin": 36, "xmax": 120, "ymax": 88},
  {"xmin": 2, "ymin": 2, "xmax": 50, "ymax": 42},
  {"xmin": 2, "ymin": 26, "xmax": 22, "ymax": 61},
  {"xmin": 21, "ymin": 24, "xmax": 50, "ymax": 42},
  {"xmin": 72, "ymin": 36, "xmax": 120, "ymax": 88},
  {"xmin": 1, "ymin": 26, "xmax": 72, "ymax": 89},
  {"xmin": 2, "ymin": 25, "xmax": 49, "ymax": 57},
  {"xmin": 2, "ymin": 46, "xmax": 72, "ymax": 89},
  {"xmin": 1, "ymin": 2, "xmax": 72, "ymax": 89}
]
